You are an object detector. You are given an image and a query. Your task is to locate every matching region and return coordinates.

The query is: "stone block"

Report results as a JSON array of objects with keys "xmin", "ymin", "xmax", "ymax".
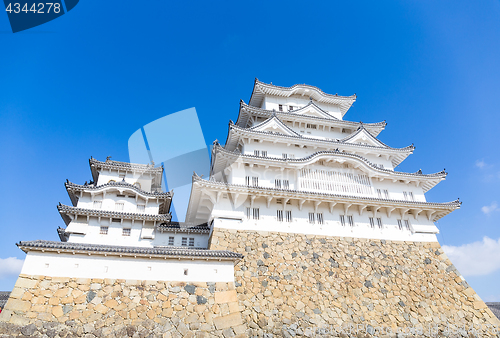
[
  {"xmin": 215, "ymin": 290, "xmax": 237, "ymax": 304},
  {"xmin": 213, "ymin": 312, "xmax": 243, "ymax": 330},
  {"xmin": 15, "ymin": 277, "xmax": 38, "ymax": 289},
  {"xmin": 5, "ymin": 299, "xmax": 31, "ymax": 312}
]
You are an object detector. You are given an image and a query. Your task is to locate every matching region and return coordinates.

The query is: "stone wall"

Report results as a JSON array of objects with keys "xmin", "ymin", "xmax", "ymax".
[
  {"xmin": 208, "ymin": 228, "xmax": 500, "ymax": 337},
  {"xmin": 0, "ymin": 275, "xmax": 245, "ymax": 338}
]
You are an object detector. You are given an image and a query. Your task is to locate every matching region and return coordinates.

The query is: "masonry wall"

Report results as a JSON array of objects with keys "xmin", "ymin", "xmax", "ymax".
[
  {"xmin": 0, "ymin": 275, "xmax": 246, "ymax": 338},
  {"xmin": 208, "ymin": 228, "xmax": 500, "ymax": 337}
]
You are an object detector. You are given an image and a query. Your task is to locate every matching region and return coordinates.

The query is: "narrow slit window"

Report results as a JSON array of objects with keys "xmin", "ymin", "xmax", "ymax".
[
  {"xmin": 285, "ymin": 211, "xmax": 292, "ymax": 222},
  {"xmin": 245, "ymin": 176, "xmax": 250, "ymax": 186},
  {"xmin": 377, "ymin": 189, "xmax": 382, "ymax": 198},
  {"xmin": 384, "ymin": 190, "xmax": 389, "ymax": 199},
  {"xmin": 397, "ymin": 219, "xmax": 403, "ymax": 230},
  {"xmin": 277, "ymin": 210, "xmax": 283, "ymax": 222},
  {"xmin": 246, "ymin": 207, "xmax": 251, "ymax": 219},
  {"xmin": 347, "ymin": 215, "xmax": 354, "ymax": 227},
  {"xmin": 252, "ymin": 177, "xmax": 259, "ymax": 187},
  {"xmin": 376, "ymin": 217, "xmax": 383, "ymax": 229},
  {"xmin": 262, "ymin": 150, "xmax": 267, "ymax": 157},
  {"xmin": 409, "ymin": 192, "xmax": 414, "ymax": 201},
  {"xmin": 252, "ymin": 208, "xmax": 260, "ymax": 220},
  {"xmin": 254, "ymin": 150, "xmax": 260, "ymax": 156},
  {"xmin": 369, "ymin": 217, "xmax": 375, "ymax": 228},
  {"xmin": 403, "ymin": 191, "xmax": 408, "ymax": 200},
  {"xmin": 275, "ymin": 179, "xmax": 282, "ymax": 189},
  {"xmin": 282, "ymin": 153, "xmax": 288, "ymax": 159},
  {"xmin": 279, "ymin": 104, "xmax": 283, "ymax": 111},
  {"xmin": 317, "ymin": 213, "xmax": 324, "ymax": 225},
  {"xmin": 308, "ymin": 212, "xmax": 315, "ymax": 224},
  {"xmin": 404, "ymin": 220, "xmax": 410, "ymax": 230},
  {"xmin": 340, "ymin": 215, "xmax": 346, "ymax": 227},
  {"xmin": 283, "ymin": 180, "xmax": 290, "ymax": 189}
]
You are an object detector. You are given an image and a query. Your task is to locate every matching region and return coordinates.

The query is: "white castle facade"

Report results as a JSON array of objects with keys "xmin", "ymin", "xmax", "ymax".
[
  {"xmin": 16, "ymin": 79, "xmax": 460, "ymax": 289},
  {"xmin": 186, "ymin": 79, "xmax": 460, "ymax": 242}
]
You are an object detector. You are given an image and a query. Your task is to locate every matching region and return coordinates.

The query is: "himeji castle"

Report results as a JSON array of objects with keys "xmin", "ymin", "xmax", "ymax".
[
  {"xmin": 1, "ymin": 80, "xmax": 498, "ymax": 337},
  {"xmin": 186, "ymin": 79, "xmax": 460, "ymax": 242}
]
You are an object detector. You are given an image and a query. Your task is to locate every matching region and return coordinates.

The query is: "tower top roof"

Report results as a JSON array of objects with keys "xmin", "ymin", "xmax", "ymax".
[
  {"xmin": 89, "ymin": 157, "xmax": 163, "ymax": 183},
  {"xmin": 249, "ymin": 79, "xmax": 356, "ymax": 116}
]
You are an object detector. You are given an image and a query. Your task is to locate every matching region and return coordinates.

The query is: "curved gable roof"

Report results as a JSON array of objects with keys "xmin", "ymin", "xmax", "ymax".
[{"xmin": 249, "ymin": 79, "xmax": 356, "ymax": 116}]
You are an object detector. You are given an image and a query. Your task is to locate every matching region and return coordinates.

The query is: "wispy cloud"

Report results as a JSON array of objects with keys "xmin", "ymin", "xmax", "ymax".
[
  {"xmin": 0, "ymin": 257, "xmax": 24, "ymax": 279},
  {"xmin": 442, "ymin": 237, "xmax": 500, "ymax": 276},
  {"xmin": 476, "ymin": 159, "xmax": 487, "ymax": 169},
  {"xmin": 481, "ymin": 202, "xmax": 498, "ymax": 215}
]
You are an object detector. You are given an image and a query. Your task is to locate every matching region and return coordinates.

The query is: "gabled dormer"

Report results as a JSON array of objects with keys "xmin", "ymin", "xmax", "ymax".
[
  {"xmin": 248, "ymin": 115, "xmax": 301, "ymax": 137},
  {"xmin": 341, "ymin": 126, "xmax": 391, "ymax": 148}
]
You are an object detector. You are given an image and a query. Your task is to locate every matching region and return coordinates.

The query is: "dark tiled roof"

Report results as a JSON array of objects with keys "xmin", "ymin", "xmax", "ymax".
[
  {"xmin": 0, "ymin": 291, "xmax": 10, "ymax": 309},
  {"xmin": 57, "ymin": 204, "xmax": 172, "ymax": 226},
  {"xmin": 66, "ymin": 181, "xmax": 172, "ymax": 198},
  {"xmin": 89, "ymin": 158, "xmax": 163, "ymax": 172},
  {"xmin": 157, "ymin": 222, "xmax": 210, "ymax": 234},
  {"xmin": 486, "ymin": 302, "xmax": 500, "ymax": 320},
  {"xmin": 57, "ymin": 227, "xmax": 69, "ymax": 242},
  {"xmin": 17, "ymin": 240, "xmax": 242, "ymax": 261}
]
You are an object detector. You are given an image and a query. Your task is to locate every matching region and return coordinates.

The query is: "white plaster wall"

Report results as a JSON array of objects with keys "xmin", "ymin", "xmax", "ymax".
[
  {"xmin": 21, "ymin": 252, "xmax": 235, "ymax": 282},
  {"xmin": 241, "ymin": 140, "xmax": 394, "ymax": 170},
  {"xmin": 154, "ymin": 232, "xmax": 209, "ymax": 248},
  {"xmin": 76, "ymin": 192, "xmax": 161, "ymax": 215},
  {"xmin": 210, "ymin": 196, "xmax": 439, "ymax": 242},
  {"xmin": 97, "ymin": 171, "xmax": 154, "ymax": 192},
  {"xmin": 262, "ymin": 96, "xmax": 343, "ymax": 119}
]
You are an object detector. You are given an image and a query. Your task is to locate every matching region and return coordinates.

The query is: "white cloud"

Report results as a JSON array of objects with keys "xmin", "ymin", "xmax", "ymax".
[
  {"xmin": 481, "ymin": 202, "xmax": 498, "ymax": 215},
  {"xmin": 475, "ymin": 159, "xmax": 487, "ymax": 169},
  {"xmin": 442, "ymin": 237, "xmax": 500, "ymax": 276},
  {"xmin": 0, "ymin": 257, "xmax": 24, "ymax": 279}
]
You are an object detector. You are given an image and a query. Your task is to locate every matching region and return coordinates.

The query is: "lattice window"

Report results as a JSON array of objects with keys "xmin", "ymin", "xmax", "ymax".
[
  {"xmin": 254, "ymin": 150, "xmax": 260, "ymax": 156},
  {"xmin": 299, "ymin": 169, "xmax": 372, "ymax": 196},
  {"xmin": 279, "ymin": 104, "xmax": 283, "ymax": 111},
  {"xmin": 403, "ymin": 191, "xmax": 408, "ymax": 200},
  {"xmin": 181, "ymin": 237, "xmax": 188, "ymax": 246},
  {"xmin": 377, "ymin": 218, "xmax": 383, "ymax": 229},
  {"xmin": 404, "ymin": 220, "xmax": 411, "ymax": 230},
  {"xmin": 262, "ymin": 151, "xmax": 267, "ymax": 157},
  {"xmin": 93, "ymin": 201, "xmax": 102, "ymax": 209},
  {"xmin": 189, "ymin": 238, "xmax": 195, "ymax": 247},
  {"xmin": 252, "ymin": 208, "xmax": 260, "ymax": 220},
  {"xmin": 309, "ymin": 212, "xmax": 315, "ymax": 224},
  {"xmin": 168, "ymin": 236, "xmax": 174, "ymax": 246},
  {"xmin": 277, "ymin": 210, "xmax": 283, "ymax": 222},
  {"xmin": 283, "ymin": 180, "xmax": 290, "ymax": 189},
  {"xmin": 397, "ymin": 219, "xmax": 403, "ymax": 230},
  {"xmin": 122, "ymin": 228, "xmax": 131, "ymax": 236},
  {"xmin": 246, "ymin": 207, "xmax": 251, "ymax": 219},
  {"xmin": 340, "ymin": 215, "xmax": 346, "ymax": 227},
  {"xmin": 275, "ymin": 179, "xmax": 282, "ymax": 189},
  {"xmin": 384, "ymin": 190, "xmax": 389, "ymax": 199},
  {"xmin": 100, "ymin": 226, "xmax": 108, "ymax": 235},
  {"xmin": 369, "ymin": 217, "xmax": 375, "ymax": 228},
  {"xmin": 347, "ymin": 215, "xmax": 354, "ymax": 227},
  {"xmin": 136, "ymin": 204, "xmax": 145, "ymax": 213},
  {"xmin": 252, "ymin": 177, "xmax": 259, "ymax": 187},
  {"xmin": 409, "ymin": 192, "xmax": 414, "ymax": 201},
  {"xmin": 285, "ymin": 211, "xmax": 292, "ymax": 222},
  {"xmin": 377, "ymin": 189, "xmax": 382, "ymax": 198},
  {"xmin": 245, "ymin": 176, "xmax": 250, "ymax": 186},
  {"xmin": 317, "ymin": 213, "xmax": 324, "ymax": 225}
]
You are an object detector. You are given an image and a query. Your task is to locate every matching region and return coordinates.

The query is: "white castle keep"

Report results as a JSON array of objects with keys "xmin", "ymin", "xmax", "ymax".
[
  {"xmin": 186, "ymin": 79, "xmax": 460, "ymax": 242},
  {"xmin": 16, "ymin": 79, "xmax": 461, "ymax": 284}
]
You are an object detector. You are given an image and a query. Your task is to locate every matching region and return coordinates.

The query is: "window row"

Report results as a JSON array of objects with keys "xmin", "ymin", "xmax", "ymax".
[
  {"xmin": 244, "ymin": 209, "xmax": 412, "ymax": 230},
  {"xmin": 278, "ymin": 104, "xmax": 295, "ymax": 112},
  {"xmin": 100, "ymin": 226, "xmax": 131, "ymax": 236},
  {"xmin": 93, "ymin": 200, "xmax": 147, "ymax": 213}
]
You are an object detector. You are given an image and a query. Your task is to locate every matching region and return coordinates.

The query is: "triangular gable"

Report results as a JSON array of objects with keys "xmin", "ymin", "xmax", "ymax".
[
  {"xmin": 291, "ymin": 102, "xmax": 338, "ymax": 120},
  {"xmin": 250, "ymin": 116, "xmax": 301, "ymax": 137},
  {"xmin": 341, "ymin": 127, "xmax": 389, "ymax": 148}
]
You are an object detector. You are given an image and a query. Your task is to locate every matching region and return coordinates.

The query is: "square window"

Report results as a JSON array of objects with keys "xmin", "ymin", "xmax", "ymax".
[
  {"xmin": 181, "ymin": 237, "xmax": 188, "ymax": 246},
  {"xmin": 168, "ymin": 236, "xmax": 174, "ymax": 246},
  {"xmin": 122, "ymin": 228, "xmax": 131, "ymax": 236},
  {"xmin": 100, "ymin": 226, "xmax": 108, "ymax": 235},
  {"xmin": 189, "ymin": 238, "xmax": 195, "ymax": 247}
]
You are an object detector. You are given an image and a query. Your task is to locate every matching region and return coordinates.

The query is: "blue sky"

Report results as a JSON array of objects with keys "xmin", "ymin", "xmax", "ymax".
[{"xmin": 1, "ymin": 1, "xmax": 500, "ymax": 300}]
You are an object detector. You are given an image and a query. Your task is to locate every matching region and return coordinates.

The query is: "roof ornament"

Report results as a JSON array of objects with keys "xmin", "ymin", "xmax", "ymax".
[
  {"xmin": 151, "ymin": 160, "xmax": 155, "ymax": 166},
  {"xmin": 106, "ymin": 156, "xmax": 112, "ymax": 161},
  {"xmin": 84, "ymin": 181, "xmax": 88, "ymax": 186},
  {"xmin": 335, "ymin": 148, "xmax": 339, "ymax": 152},
  {"xmin": 416, "ymin": 169, "xmax": 423, "ymax": 175}
]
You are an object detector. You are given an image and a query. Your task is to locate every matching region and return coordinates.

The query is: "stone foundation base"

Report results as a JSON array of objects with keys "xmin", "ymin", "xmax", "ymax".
[
  {"xmin": 0, "ymin": 275, "xmax": 245, "ymax": 337},
  {"xmin": 209, "ymin": 228, "xmax": 500, "ymax": 337}
]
